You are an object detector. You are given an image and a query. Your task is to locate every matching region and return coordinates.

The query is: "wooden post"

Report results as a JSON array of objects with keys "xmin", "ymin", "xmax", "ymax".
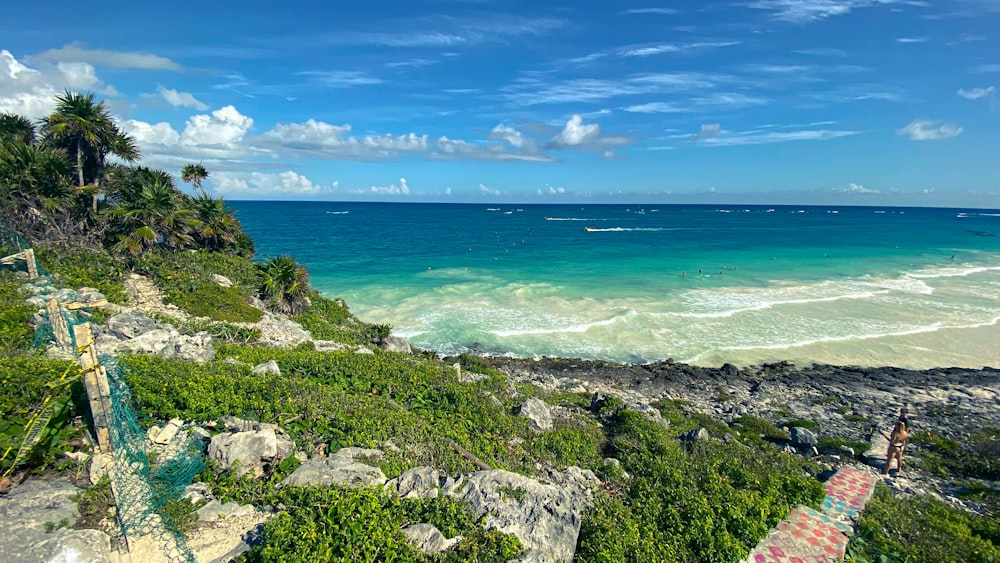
[
  {"xmin": 73, "ymin": 323, "xmax": 112, "ymax": 452},
  {"xmin": 23, "ymin": 249, "xmax": 37, "ymax": 279},
  {"xmin": 47, "ymin": 299, "xmax": 73, "ymax": 350}
]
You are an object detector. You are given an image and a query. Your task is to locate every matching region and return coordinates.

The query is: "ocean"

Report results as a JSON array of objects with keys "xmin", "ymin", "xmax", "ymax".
[{"xmin": 231, "ymin": 202, "xmax": 1000, "ymax": 370}]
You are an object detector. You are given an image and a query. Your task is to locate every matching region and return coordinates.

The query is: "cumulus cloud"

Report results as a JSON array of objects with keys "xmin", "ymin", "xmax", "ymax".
[
  {"xmin": 547, "ymin": 114, "xmax": 632, "ymax": 150},
  {"xmin": 689, "ymin": 123, "xmax": 722, "ymax": 141},
  {"xmin": 537, "ymin": 185, "xmax": 566, "ymax": 196},
  {"xmin": 0, "ymin": 50, "xmax": 116, "ymax": 117},
  {"xmin": 957, "ymin": 86, "xmax": 995, "ymax": 100},
  {"xmin": 31, "ymin": 43, "xmax": 181, "ymax": 70},
  {"xmin": 835, "ymin": 182, "xmax": 880, "ymax": 194},
  {"xmin": 121, "ymin": 105, "xmax": 256, "ymax": 162},
  {"xmin": 363, "ymin": 177, "xmax": 410, "ymax": 195},
  {"xmin": 478, "ymin": 183, "xmax": 503, "ymax": 196},
  {"xmin": 489, "ymin": 124, "xmax": 537, "ymax": 152},
  {"xmin": 157, "ymin": 86, "xmax": 208, "ymax": 110},
  {"xmin": 897, "ymin": 119, "xmax": 963, "ymax": 141},
  {"xmin": 212, "ymin": 171, "xmax": 329, "ymax": 196}
]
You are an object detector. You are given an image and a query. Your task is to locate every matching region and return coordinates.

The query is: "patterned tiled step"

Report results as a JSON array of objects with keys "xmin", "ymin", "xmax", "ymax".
[
  {"xmin": 821, "ymin": 466, "xmax": 877, "ymax": 523},
  {"xmin": 745, "ymin": 506, "xmax": 850, "ymax": 563}
]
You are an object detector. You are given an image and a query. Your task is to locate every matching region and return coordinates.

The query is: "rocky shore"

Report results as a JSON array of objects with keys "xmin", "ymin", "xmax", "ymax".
[{"xmin": 488, "ymin": 356, "xmax": 1000, "ymax": 513}]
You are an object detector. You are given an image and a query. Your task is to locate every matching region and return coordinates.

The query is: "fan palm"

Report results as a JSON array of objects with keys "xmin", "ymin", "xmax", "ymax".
[
  {"xmin": 0, "ymin": 140, "xmax": 73, "ymax": 212},
  {"xmin": 107, "ymin": 177, "xmax": 199, "ymax": 255},
  {"xmin": 190, "ymin": 193, "xmax": 240, "ymax": 250},
  {"xmin": 258, "ymin": 255, "xmax": 310, "ymax": 314},
  {"xmin": 181, "ymin": 163, "xmax": 209, "ymax": 195},
  {"xmin": 0, "ymin": 112, "xmax": 36, "ymax": 144}
]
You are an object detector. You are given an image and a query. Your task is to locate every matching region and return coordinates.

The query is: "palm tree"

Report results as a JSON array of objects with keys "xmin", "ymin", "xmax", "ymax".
[
  {"xmin": 0, "ymin": 112, "xmax": 36, "ymax": 144},
  {"xmin": 190, "ymin": 193, "xmax": 240, "ymax": 250},
  {"xmin": 41, "ymin": 91, "xmax": 140, "ymax": 212},
  {"xmin": 258, "ymin": 256, "xmax": 310, "ymax": 314},
  {"xmin": 181, "ymin": 163, "xmax": 209, "ymax": 195},
  {"xmin": 107, "ymin": 176, "xmax": 199, "ymax": 255},
  {"xmin": 0, "ymin": 139, "xmax": 76, "ymax": 242}
]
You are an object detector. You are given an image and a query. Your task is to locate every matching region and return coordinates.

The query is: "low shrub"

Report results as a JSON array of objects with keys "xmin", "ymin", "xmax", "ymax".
[
  {"xmin": 848, "ymin": 483, "xmax": 1000, "ymax": 562},
  {"xmin": 782, "ymin": 418, "xmax": 820, "ymax": 431},
  {"xmin": 732, "ymin": 416, "xmax": 790, "ymax": 442},
  {"xmin": 0, "ymin": 273, "xmax": 35, "ymax": 355},
  {"xmin": 35, "ymin": 246, "xmax": 128, "ymax": 304}
]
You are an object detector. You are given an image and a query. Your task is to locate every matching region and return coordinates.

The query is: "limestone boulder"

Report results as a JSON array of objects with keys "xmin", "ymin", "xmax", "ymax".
[
  {"xmin": 208, "ymin": 427, "xmax": 293, "ymax": 477},
  {"xmin": 212, "ymin": 274, "xmax": 234, "ymax": 287},
  {"xmin": 402, "ymin": 523, "xmax": 460, "ymax": 556},
  {"xmin": 106, "ymin": 310, "xmax": 158, "ymax": 339},
  {"xmin": 279, "ymin": 448, "xmax": 387, "ymax": 488},
  {"xmin": 255, "ymin": 315, "xmax": 312, "ymax": 348},
  {"xmin": 790, "ymin": 427, "xmax": 819, "ymax": 449},
  {"xmin": 379, "ymin": 335, "xmax": 412, "ymax": 354},
  {"xmin": 518, "ymin": 398, "xmax": 553, "ymax": 432},
  {"xmin": 116, "ymin": 328, "xmax": 215, "ymax": 362},
  {"xmin": 252, "ymin": 360, "xmax": 281, "ymax": 376},
  {"xmin": 387, "ymin": 466, "xmax": 440, "ymax": 499}
]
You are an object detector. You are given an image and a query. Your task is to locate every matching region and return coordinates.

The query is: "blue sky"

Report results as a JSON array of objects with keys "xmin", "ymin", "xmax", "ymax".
[{"xmin": 1, "ymin": 0, "xmax": 998, "ymax": 206}]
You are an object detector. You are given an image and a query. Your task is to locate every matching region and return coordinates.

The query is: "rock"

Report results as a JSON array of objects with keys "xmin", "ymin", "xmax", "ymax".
[
  {"xmin": 790, "ymin": 427, "xmax": 819, "ymax": 449},
  {"xmin": 51, "ymin": 288, "xmax": 77, "ymax": 303},
  {"xmin": 208, "ymin": 428, "xmax": 293, "ymax": 477},
  {"xmin": 355, "ymin": 346, "xmax": 375, "ymax": 355},
  {"xmin": 513, "ymin": 550, "xmax": 557, "ymax": 563},
  {"xmin": 380, "ymin": 335, "xmax": 412, "ymax": 354},
  {"xmin": 0, "ymin": 479, "xmax": 111, "ymax": 563},
  {"xmin": 116, "ymin": 328, "xmax": 215, "ymax": 362},
  {"xmin": 518, "ymin": 398, "xmax": 553, "ymax": 432},
  {"xmin": 681, "ymin": 427, "xmax": 711, "ymax": 442},
  {"xmin": 107, "ymin": 310, "xmax": 158, "ymax": 339},
  {"xmin": 864, "ymin": 430, "xmax": 891, "ymax": 468},
  {"xmin": 18, "ymin": 529, "xmax": 111, "ymax": 563},
  {"xmin": 212, "ymin": 274, "xmax": 234, "ymax": 287},
  {"xmin": 448, "ymin": 469, "xmax": 595, "ymax": 563},
  {"xmin": 196, "ymin": 500, "xmax": 258, "ymax": 522},
  {"xmin": 252, "ymin": 360, "xmax": 281, "ymax": 376},
  {"xmin": 721, "ymin": 363, "xmax": 740, "ymax": 378},
  {"xmin": 314, "ymin": 340, "xmax": 348, "ymax": 352},
  {"xmin": 148, "ymin": 418, "xmax": 184, "ymax": 445},
  {"xmin": 387, "ymin": 466, "xmax": 440, "ymax": 499},
  {"xmin": 183, "ymin": 482, "xmax": 214, "ymax": 505},
  {"xmin": 279, "ymin": 449, "xmax": 387, "ymax": 488},
  {"xmin": 88, "ymin": 453, "xmax": 113, "ymax": 485},
  {"xmin": 255, "ymin": 315, "xmax": 312, "ymax": 348},
  {"xmin": 75, "ymin": 287, "xmax": 106, "ymax": 303},
  {"xmin": 402, "ymin": 523, "xmax": 460, "ymax": 556}
]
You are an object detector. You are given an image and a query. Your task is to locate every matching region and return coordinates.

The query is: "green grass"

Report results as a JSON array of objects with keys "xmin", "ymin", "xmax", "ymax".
[{"xmin": 36, "ymin": 246, "xmax": 128, "ymax": 304}]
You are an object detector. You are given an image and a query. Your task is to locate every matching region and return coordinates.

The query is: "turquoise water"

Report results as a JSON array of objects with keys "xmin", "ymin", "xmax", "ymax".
[{"xmin": 231, "ymin": 202, "xmax": 1000, "ymax": 369}]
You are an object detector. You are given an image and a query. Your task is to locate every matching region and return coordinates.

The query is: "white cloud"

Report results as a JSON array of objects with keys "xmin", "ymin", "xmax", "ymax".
[
  {"xmin": 0, "ymin": 50, "xmax": 117, "ymax": 118},
  {"xmin": 835, "ymin": 182, "xmax": 880, "ymax": 194},
  {"xmin": 896, "ymin": 37, "xmax": 928, "ymax": 43},
  {"xmin": 297, "ymin": 70, "xmax": 382, "ymax": 87},
  {"xmin": 213, "ymin": 171, "xmax": 329, "ymax": 196},
  {"xmin": 897, "ymin": 119, "xmax": 963, "ymax": 140},
  {"xmin": 31, "ymin": 43, "xmax": 181, "ymax": 70},
  {"xmin": 973, "ymin": 64, "xmax": 1000, "ymax": 73},
  {"xmin": 548, "ymin": 115, "xmax": 633, "ymax": 150},
  {"xmin": 489, "ymin": 124, "xmax": 537, "ymax": 151},
  {"xmin": 122, "ymin": 119, "xmax": 181, "ymax": 146},
  {"xmin": 699, "ymin": 128, "xmax": 860, "ymax": 146},
  {"xmin": 362, "ymin": 177, "xmax": 410, "ymax": 195},
  {"xmin": 621, "ymin": 8, "xmax": 681, "ymax": 15},
  {"xmin": 618, "ymin": 41, "xmax": 740, "ymax": 57},
  {"xmin": 158, "ymin": 86, "xmax": 208, "ymax": 110},
  {"xmin": 622, "ymin": 102, "xmax": 687, "ymax": 113},
  {"xmin": 551, "ymin": 115, "xmax": 600, "ymax": 147},
  {"xmin": 957, "ymin": 86, "xmax": 995, "ymax": 100},
  {"xmin": 693, "ymin": 92, "xmax": 770, "ymax": 107},
  {"xmin": 180, "ymin": 105, "xmax": 254, "ymax": 146},
  {"xmin": 537, "ymin": 185, "xmax": 567, "ymax": 196},
  {"xmin": 746, "ymin": 0, "xmax": 926, "ymax": 23},
  {"xmin": 478, "ymin": 183, "xmax": 503, "ymax": 196},
  {"xmin": 690, "ymin": 123, "xmax": 722, "ymax": 141}
]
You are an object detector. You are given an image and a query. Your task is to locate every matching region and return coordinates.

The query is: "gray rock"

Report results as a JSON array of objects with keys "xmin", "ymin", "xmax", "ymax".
[
  {"xmin": 196, "ymin": 500, "xmax": 258, "ymax": 522},
  {"xmin": 314, "ymin": 340, "xmax": 348, "ymax": 352},
  {"xmin": 255, "ymin": 315, "xmax": 312, "ymax": 348},
  {"xmin": 402, "ymin": 523, "xmax": 460, "ymax": 556},
  {"xmin": 148, "ymin": 418, "xmax": 184, "ymax": 445},
  {"xmin": 208, "ymin": 428, "xmax": 293, "ymax": 477},
  {"xmin": 0, "ymin": 479, "xmax": 111, "ymax": 563},
  {"xmin": 252, "ymin": 360, "xmax": 281, "ymax": 376},
  {"xmin": 279, "ymin": 451, "xmax": 387, "ymax": 488},
  {"xmin": 387, "ymin": 466, "xmax": 440, "ymax": 499},
  {"xmin": 51, "ymin": 288, "xmax": 77, "ymax": 303},
  {"xmin": 117, "ymin": 328, "xmax": 215, "ymax": 362},
  {"xmin": 212, "ymin": 274, "xmax": 234, "ymax": 287},
  {"xmin": 681, "ymin": 427, "xmax": 711, "ymax": 442},
  {"xmin": 355, "ymin": 346, "xmax": 375, "ymax": 355},
  {"xmin": 183, "ymin": 482, "xmax": 214, "ymax": 505},
  {"xmin": 380, "ymin": 335, "xmax": 412, "ymax": 354},
  {"xmin": 513, "ymin": 550, "xmax": 557, "ymax": 563},
  {"xmin": 18, "ymin": 529, "xmax": 110, "ymax": 563},
  {"xmin": 107, "ymin": 310, "xmax": 158, "ymax": 339},
  {"xmin": 448, "ymin": 469, "xmax": 595, "ymax": 563},
  {"xmin": 864, "ymin": 430, "xmax": 891, "ymax": 468},
  {"xmin": 790, "ymin": 427, "xmax": 819, "ymax": 448},
  {"xmin": 721, "ymin": 363, "xmax": 740, "ymax": 378},
  {"xmin": 329, "ymin": 447, "xmax": 385, "ymax": 463},
  {"xmin": 518, "ymin": 398, "xmax": 553, "ymax": 432},
  {"xmin": 75, "ymin": 287, "xmax": 106, "ymax": 303}
]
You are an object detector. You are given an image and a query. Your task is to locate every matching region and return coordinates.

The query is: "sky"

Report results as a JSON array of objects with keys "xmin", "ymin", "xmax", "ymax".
[{"xmin": 1, "ymin": 0, "xmax": 999, "ymax": 206}]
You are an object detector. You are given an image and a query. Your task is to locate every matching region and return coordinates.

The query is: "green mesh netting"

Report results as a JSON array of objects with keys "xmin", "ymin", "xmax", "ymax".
[{"xmin": 103, "ymin": 355, "xmax": 201, "ymax": 563}]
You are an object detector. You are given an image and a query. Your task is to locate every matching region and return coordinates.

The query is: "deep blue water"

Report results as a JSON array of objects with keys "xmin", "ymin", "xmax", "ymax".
[{"xmin": 231, "ymin": 202, "xmax": 1000, "ymax": 368}]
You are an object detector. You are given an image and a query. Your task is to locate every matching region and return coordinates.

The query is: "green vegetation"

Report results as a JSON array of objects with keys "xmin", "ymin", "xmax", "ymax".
[
  {"xmin": 817, "ymin": 436, "xmax": 870, "ymax": 455},
  {"xmin": 910, "ymin": 429, "xmax": 999, "ymax": 481},
  {"xmin": 35, "ymin": 246, "xmax": 128, "ymax": 304},
  {"xmin": 0, "ymin": 273, "xmax": 35, "ymax": 355},
  {"xmin": 732, "ymin": 416, "xmax": 790, "ymax": 442},
  {"xmin": 782, "ymin": 418, "xmax": 820, "ymax": 431},
  {"xmin": 847, "ymin": 483, "xmax": 1000, "ymax": 563}
]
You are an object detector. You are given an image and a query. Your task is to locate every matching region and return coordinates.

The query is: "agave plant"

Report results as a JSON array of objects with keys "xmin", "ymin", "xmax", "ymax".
[{"xmin": 258, "ymin": 255, "xmax": 310, "ymax": 314}]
